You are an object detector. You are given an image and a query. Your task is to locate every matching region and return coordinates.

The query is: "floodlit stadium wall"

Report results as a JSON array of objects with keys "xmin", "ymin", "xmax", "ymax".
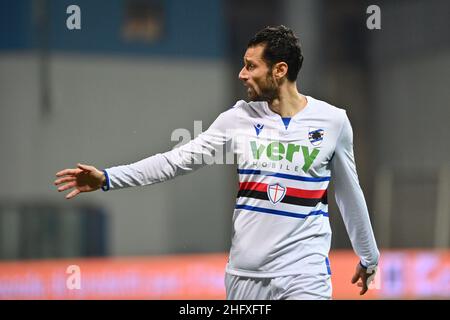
[
  {"xmin": 0, "ymin": 250, "xmax": 448, "ymax": 300},
  {"xmin": 0, "ymin": 0, "xmax": 234, "ymax": 259}
]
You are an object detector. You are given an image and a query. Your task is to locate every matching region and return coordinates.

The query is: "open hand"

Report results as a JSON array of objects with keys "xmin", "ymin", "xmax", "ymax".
[{"xmin": 54, "ymin": 163, "xmax": 105, "ymax": 199}]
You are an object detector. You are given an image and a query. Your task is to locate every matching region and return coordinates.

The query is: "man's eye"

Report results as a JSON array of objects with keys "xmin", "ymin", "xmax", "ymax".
[{"xmin": 247, "ymin": 64, "xmax": 254, "ymax": 70}]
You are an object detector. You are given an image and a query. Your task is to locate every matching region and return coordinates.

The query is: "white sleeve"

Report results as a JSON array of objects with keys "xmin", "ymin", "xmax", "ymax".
[
  {"xmin": 104, "ymin": 109, "xmax": 234, "ymax": 190},
  {"xmin": 330, "ymin": 112, "xmax": 380, "ymax": 267}
]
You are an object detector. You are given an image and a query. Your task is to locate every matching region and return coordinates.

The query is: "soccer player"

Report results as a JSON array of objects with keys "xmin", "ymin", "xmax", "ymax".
[{"xmin": 55, "ymin": 25, "xmax": 379, "ymax": 300}]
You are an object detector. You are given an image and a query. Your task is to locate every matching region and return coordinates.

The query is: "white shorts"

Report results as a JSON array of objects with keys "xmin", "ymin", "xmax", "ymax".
[{"xmin": 225, "ymin": 273, "xmax": 332, "ymax": 300}]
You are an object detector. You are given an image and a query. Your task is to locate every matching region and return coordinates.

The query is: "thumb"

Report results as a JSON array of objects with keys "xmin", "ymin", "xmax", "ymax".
[
  {"xmin": 351, "ymin": 272, "xmax": 360, "ymax": 284},
  {"xmin": 77, "ymin": 163, "xmax": 93, "ymax": 171}
]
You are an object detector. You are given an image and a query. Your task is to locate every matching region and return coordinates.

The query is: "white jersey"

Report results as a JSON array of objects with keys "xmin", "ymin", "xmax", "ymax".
[{"xmin": 105, "ymin": 96, "xmax": 380, "ymax": 277}]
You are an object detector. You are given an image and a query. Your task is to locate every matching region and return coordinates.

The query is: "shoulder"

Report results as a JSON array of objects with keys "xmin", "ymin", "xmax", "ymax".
[
  {"xmin": 208, "ymin": 100, "xmax": 249, "ymax": 131},
  {"xmin": 218, "ymin": 99, "xmax": 263, "ymax": 120},
  {"xmin": 306, "ymin": 96, "xmax": 354, "ymax": 147},
  {"xmin": 308, "ymin": 96, "xmax": 347, "ymax": 119},
  {"xmin": 226, "ymin": 99, "xmax": 248, "ymax": 113},
  {"xmin": 307, "ymin": 96, "xmax": 349, "ymax": 130}
]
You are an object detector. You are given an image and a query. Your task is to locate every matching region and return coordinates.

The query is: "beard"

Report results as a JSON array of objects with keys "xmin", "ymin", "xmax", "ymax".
[{"xmin": 247, "ymin": 74, "xmax": 279, "ymax": 103}]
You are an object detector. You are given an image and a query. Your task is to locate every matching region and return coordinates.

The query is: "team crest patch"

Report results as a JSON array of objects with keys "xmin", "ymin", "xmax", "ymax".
[
  {"xmin": 267, "ymin": 183, "xmax": 286, "ymax": 204},
  {"xmin": 308, "ymin": 128, "xmax": 324, "ymax": 146}
]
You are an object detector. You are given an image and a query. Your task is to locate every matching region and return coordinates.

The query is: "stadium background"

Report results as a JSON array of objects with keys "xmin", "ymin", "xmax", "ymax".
[{"xmin": 0, "ymin": 0, "xmax": 449, "ymax": 299}]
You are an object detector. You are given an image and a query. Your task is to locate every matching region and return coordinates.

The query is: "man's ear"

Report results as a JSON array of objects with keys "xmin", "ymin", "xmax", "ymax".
[{"xmin": 273, "ymin": 62, "xmax": 288, "ymax": 80}]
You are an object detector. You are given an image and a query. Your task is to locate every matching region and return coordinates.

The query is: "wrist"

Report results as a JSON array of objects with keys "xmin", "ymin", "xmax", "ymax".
[
  {"xmin": 101, "ymin": 169, "xmax": 110, "ymax": 191},
  {"xmin": 360, "ymin": 261, "xmax": 378, "ymax": 273}
]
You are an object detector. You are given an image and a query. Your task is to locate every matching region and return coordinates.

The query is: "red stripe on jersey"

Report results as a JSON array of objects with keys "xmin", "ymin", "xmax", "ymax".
[{"xmin": 239, "ymin": 182, "xmax": 326, "ymax": 199}]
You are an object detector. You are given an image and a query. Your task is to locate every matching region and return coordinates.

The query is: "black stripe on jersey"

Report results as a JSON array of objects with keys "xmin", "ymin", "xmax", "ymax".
[{"xmin": 237, "ymin": 190, "xmax": 328, "ymax": 207}]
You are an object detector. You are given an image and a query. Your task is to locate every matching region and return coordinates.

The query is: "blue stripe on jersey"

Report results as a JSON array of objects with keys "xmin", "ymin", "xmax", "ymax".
[
  {"xmin": 237, "ymin": 169, "xmax": 331, "ymax": 182},
  {"xmin": 235, "ymin": 204, "xmax": 329, "ymax": 219}
]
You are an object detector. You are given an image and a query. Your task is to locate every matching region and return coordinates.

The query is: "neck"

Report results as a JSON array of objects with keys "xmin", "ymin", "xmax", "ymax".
[{"xmin": 268, "ymin": 82, "xmax": 307, "ymax": 117}]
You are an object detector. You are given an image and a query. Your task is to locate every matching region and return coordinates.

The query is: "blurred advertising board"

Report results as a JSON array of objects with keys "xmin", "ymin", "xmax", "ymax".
[{"xmin": 0, "ymin": 250, "xmax": 448, "ymax": 299}]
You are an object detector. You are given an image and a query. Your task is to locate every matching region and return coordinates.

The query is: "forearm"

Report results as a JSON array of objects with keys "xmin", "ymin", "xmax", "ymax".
[
  {"xmin": 104, "ymin": 134, "xmax": 222, "ymax": 190},
  {"xmin": 332, "ymin": 112, "xmax": 380, "ymax": 266},
  {"xmin": 335, "ymin": 180, "xmax": 380, "ymax": 266},
  {"xmin": 104, "ymin": 150, "xmax": 198, "ymax": 190}
]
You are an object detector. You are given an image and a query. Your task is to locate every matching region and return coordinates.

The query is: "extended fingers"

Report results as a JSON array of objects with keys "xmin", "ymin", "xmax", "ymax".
[
  {"xmin": 57, "ymin": 181, "xmax": 76, "ymax": 192},
  {"xmin": 360, "ymin": 285, "xmax": 368, "ymax": 295},
  {"xmin": 66, "ymin": 189, "xmax": 80, "ymax": 200},
  {"xmin": 358, "ymin": 277, "xmax": 369, "ymax": 295},
  {"xmin": 56, "ymin": 168, "xmax": 82, "ymax": 177},
  {"xmin": 54, "ymin": 176, "xmax": 76, "ymax": 186}
]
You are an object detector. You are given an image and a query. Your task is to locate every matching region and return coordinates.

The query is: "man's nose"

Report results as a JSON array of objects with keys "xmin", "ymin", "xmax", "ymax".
[{"xmin": 238, "ymin": 67, "xmax": 248, "ymax": 81}]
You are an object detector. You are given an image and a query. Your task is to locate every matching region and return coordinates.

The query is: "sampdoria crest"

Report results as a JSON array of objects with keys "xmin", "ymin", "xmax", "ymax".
[{"xmin": 308, "ymin": 128, "xmax": 324, "ymax": 146}]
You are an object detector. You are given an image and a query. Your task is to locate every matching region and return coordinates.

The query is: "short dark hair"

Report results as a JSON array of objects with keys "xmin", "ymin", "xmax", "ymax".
[{"xmin": 247, "ymin": 25, "xmax": 303, "ymax": 82}]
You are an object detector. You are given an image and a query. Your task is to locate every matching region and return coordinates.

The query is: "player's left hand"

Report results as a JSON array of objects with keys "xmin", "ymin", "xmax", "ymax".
[{"xmin": 351, "ymin": 262, "xmax": 377, "ymax": 295}]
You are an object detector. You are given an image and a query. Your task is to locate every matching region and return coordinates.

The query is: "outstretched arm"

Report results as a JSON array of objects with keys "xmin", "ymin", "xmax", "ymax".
[
  {"xmin": 330, "ymin": 112, "xmax": 380, "ymax": 295},
  {"xmin": 104, "ymin": 109, "xmax": 233, "ymax": 190},
  {"xmin": 54, "ymin": 105, "xmax": 237, "ymax": 198}
]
